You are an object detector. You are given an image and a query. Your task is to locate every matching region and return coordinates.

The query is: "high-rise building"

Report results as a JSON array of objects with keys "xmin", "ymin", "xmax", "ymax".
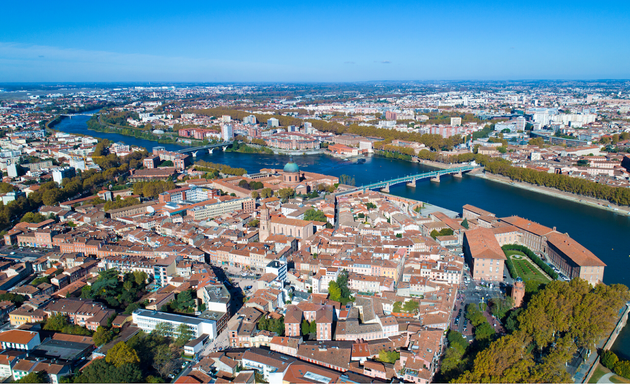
[
  {"xmin": 52, "ymin": 167, "xmax": 76, "ymax": 185},
  {"xmin": 221, "ymin": 125, "xmax": 233, "ymax": 141},
  {"xmin": 7, "ymin": 164, "xmax": 19, "ymax": 178},
  {"xmin": 515, "ymin": 116, "xmax": 526, "ymax": 131},
  {"xmin": 221, "ymin": 115, "xmax": 231, "ymax": 123},
  {"xmin": 385, "ymin": 111, "xmax": 397, "ymax": 120},
  {"xmin": 243, "ymin": 115, "xmax": 257, "ymax": 125}
]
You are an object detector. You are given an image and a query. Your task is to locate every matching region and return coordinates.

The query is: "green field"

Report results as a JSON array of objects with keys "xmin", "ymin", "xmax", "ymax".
[
  {"xmin": 588, "ymin": 363, "xmax": 630, "ymax": 384},
  {"xmin": 507, "ymin": 251, "xmax": 551, "ymax": 284},
  {"xmin": 590, "ymin": 363, "xmax": 608, "ymax": 383}
]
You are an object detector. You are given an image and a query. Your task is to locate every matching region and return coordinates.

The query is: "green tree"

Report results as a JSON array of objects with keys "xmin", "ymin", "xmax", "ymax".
[
  {"xmin": 175, "ymin": 323, "xmax": 194, "ymax": 347},
  {"xmin": 251, "ymin": 191, "xmax": 260, "ymax": 199},
  {"xmin": 260, "ymin": 188, "xmax": 273, "ymax": 199},
  {"xmin": 304, "ymin": 209, "xmax": 327, "ymax": 223},
  {"xmin": 44, "ymin": 313, "xmax": 69, "ymax": 331},
  {"xmin": 328, "ymin": 281, "xmax": 341, "ymax": 302},
  {"xmin": 377, "ymin": 350, "xmax": 400, "ymax": 363},
  {"xmin": 402, "ymin": 300, "xmax": 419, "ymax": 313},
  {"xmin": 447, "ymin": 330, "xmax": 468, "ymax": 351},
  {"xmin": 301, "ymin": 319, "xmax": 311, "ymax": 336},
  {"xmin": 17, "ymin": 371, "xmax": 47, "ymax": 383},
  {"xmin": 74, "ymin": 359, "xmax": 143, "ymax": 383},
  {"xmin": 336, "ymin": 269, "xmax": 350, "ymax": 300},
  {"xmin": 20, "ymin": 212, "xmax": 46, "ymax": 223},
  {"xmin": 277, "ymin": 187, "xmax": 295, "ymax": 201},
  {"xmin": 133, "ymin": 271, "xmax": 147, "ymax": 286},
  {"xmin": 490, "ymin": 297, "xmax": 514, "ymax": 320},
  {"xmin": 105, "ymin": 342, "xmax": 140, "ymax": 367},
  {"xmin": 615, "ymin": 361, "xmax": 630, "ymax": 379},
  {"xmin": 475, "ymin": 322, "xmax": 496, "ymax": 341},
  {"xmin": 93, "ymin": 326, "xmax": 114, "ymax": 346},
  {"xmin": 153, "ymin": 322, "xmax": 174, "ymax": 337},
  {"xmin": 601, "ymin": 350, "xmax": 619, "ymax": 370}
]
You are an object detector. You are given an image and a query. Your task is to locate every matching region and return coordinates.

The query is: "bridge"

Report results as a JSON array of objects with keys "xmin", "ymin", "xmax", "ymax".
[
  {"xmin": 336, "ymin": 165, "xmax": 481, "ymax": 195},
  {"xmin": 177, "ymin": 141, "xmax": 234, "ymax": 157},
  {"xmin": 60, "ymin": 113, "xmax": 96, "ymax": 117}
]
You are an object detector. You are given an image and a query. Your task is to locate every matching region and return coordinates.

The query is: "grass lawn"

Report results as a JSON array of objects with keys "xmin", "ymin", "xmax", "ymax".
[
  {"xmin": 590, "ymin": 363, "xmax": 609, "ymax": 383},
  {"xmin": 587, "ymin": 362, "xmax": 630, "ymax": 384},
  {"xmin": 611, "ymin": 375, "xmax": 630, "ymax": 383},
  {"xmin": 508, "ymin": 251, "xmax": 551, "ymax": 284}
]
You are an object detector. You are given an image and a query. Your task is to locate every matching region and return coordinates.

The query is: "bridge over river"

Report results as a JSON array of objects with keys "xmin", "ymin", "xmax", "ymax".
[
  {"xmin": 177, "ymin": 141, "xmax": 234, "ymax": 157},
  {"xmin": 337, "ymin": 165, "xmax": 481, "ymax": 195}
]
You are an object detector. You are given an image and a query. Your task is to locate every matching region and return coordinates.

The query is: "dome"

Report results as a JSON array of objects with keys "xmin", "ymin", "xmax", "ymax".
[{"xmin": 284, "ymin": 162, "xmax": 300, "ymax": 173}]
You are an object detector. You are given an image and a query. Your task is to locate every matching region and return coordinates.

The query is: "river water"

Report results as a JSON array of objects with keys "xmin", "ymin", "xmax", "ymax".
[{"xmin": 54, "ymin": 113, "xmax": 630, "ymax": 359}]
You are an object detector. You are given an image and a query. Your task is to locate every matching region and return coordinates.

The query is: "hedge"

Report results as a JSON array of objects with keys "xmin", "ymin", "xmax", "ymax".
[
  {"xmin": 502, "ymin": 244, "xmax": 559, "ymax": 280},
  {"xmin": 504, "ymin": 255, "xmax": 517, "ymax": 280}
]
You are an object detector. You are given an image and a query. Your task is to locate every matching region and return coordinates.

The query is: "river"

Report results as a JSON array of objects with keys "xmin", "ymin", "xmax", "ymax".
[{"xmin": 54, "ymin": 113, "xmax": 630, "ymax": 359}]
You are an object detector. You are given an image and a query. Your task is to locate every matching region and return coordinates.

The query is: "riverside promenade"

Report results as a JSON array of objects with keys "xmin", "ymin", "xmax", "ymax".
[{"xmin": 580, "ymin": 302, "xmax": 630, "ymax": 383}]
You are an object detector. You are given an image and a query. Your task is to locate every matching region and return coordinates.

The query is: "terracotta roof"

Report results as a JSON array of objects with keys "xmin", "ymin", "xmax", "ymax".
[
  {"xmin": 547, "ymin": 232, "xmax": 606, "ymax": 267},
  {"xmin": 500, "ymin": 216, "xmax": 554, "ymax": 237},
  {"xmin": 464, "ymin": 228, "xmax": 506, "ymax": 260},
  {"xmin": 284, "ymin": 305, "xmax": 303, "ymax": 324},
  {"xmin": 463, "ymin": 204, "xmax": 496, "ymax": 217},
  {"xmin": 270, "ymin": 216, "xmax": 312, "ymax": 227},
  {"xmin": 0, "ymin": 330, "xmax": 38, "ymax": 345}
]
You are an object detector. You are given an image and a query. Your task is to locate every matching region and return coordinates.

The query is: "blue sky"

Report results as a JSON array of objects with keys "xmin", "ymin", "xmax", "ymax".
[{"xmin": 1, "ymin": 0, "xmax": 629, "ymax": 82}]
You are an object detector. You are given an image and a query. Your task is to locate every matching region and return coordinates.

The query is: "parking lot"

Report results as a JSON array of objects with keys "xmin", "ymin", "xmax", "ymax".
[{"xmin": 450, "ymin": 267, "xmax": 507, "ymax": 338}]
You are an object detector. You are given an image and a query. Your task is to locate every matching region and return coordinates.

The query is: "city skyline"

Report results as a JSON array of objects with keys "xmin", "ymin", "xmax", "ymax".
[{"xmin": 2, "ymin": 0, "xmax": 630, "ymax": 82}]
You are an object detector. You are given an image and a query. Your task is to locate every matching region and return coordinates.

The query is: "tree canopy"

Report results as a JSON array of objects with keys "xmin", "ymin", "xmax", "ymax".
[
  {"xmin": 304, "ymin": 209, "xmax": 327, "ymax": 223},
  {"xmin": 451, "ymin": 279, "xmax": 629, "ymax": 383}
]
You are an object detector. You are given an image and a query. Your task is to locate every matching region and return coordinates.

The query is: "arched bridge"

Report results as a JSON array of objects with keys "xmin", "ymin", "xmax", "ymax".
[
  {"xmin": 177, "ymin": 141, "xmax": 234, "ymax": 156},
  {"xmin": 336, "ymin": 165, "xmax": 481, "ymax": 195}
]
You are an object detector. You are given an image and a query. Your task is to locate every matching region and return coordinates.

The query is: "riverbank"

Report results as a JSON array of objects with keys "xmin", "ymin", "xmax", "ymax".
[
  {"xmin": 474, "ymin": 172, "xmax": 630, "ymax": 216},
  {"xmin": 246, "ymin": 143, "xmax": 323, "ymax": 156},
  {"xmin": 417, "ymin": 159, "xmax": 460, "ymax": 169},
  {"xmin": 582, "ymin": 303, "xmax": 630, "ymax": 383}
]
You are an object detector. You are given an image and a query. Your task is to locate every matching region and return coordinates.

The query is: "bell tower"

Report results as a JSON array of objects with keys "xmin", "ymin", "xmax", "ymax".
[{"xmin": 260, "ymin": 205, "xmax": 270, "ymax": 241}]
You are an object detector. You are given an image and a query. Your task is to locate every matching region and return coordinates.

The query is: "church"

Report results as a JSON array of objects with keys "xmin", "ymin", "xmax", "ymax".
[
  {"xmin": 254, "ymin": 159, "xmax": 339, "ymax": 194},
  {"xmin": 259, "ymin": 205, "xmax": 315, "ymax": 242}
]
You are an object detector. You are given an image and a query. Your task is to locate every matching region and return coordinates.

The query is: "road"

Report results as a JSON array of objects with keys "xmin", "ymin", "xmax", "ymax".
[
  {"xmin": 0, "ymin": 246, "xmax": 50, "ymax": 260},
  {"xmin": 201, "ymin": 326, "xmax": 229, "ymax": 356}
]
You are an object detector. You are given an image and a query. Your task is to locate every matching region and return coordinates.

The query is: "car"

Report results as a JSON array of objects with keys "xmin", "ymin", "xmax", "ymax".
[
  {"xmin": 246, "ymin": 285, "xmax": 252, "ymax": 290},
  {"xmin": 9, "ymin": 252, "xmax": 15, "ymax": 255}
]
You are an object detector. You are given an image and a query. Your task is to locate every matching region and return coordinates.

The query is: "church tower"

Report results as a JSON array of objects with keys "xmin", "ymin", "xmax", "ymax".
[{"xmin": 260, "ymin": 205, "xmax": 270, "ymax": 241}]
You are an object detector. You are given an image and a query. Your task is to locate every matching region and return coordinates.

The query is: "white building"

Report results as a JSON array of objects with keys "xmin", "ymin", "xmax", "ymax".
[
  {"xmin": 0, "ymin": 330, "xmax": 40, "ymax": 351},
  {"xmin": 267, "ymin": 118, "xmax": 280, "ymax": 128},
  {"xmin": 266, "ymin": 259, "xmax": 287, "ymax": 284},
  {"xmin": 132, "ymin": 309, "xmax": 216, "ymax": 339},
  {"xmin": 7, "ymin": 164, "xmax": 19, "ymax": 178},
  {"xmin": 221, "ymin": 125, "xmax": 234, "ymax": 141},
  {"xmin": 52, "ymin": 167, "xmax": 76, "ymax": 185}
]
